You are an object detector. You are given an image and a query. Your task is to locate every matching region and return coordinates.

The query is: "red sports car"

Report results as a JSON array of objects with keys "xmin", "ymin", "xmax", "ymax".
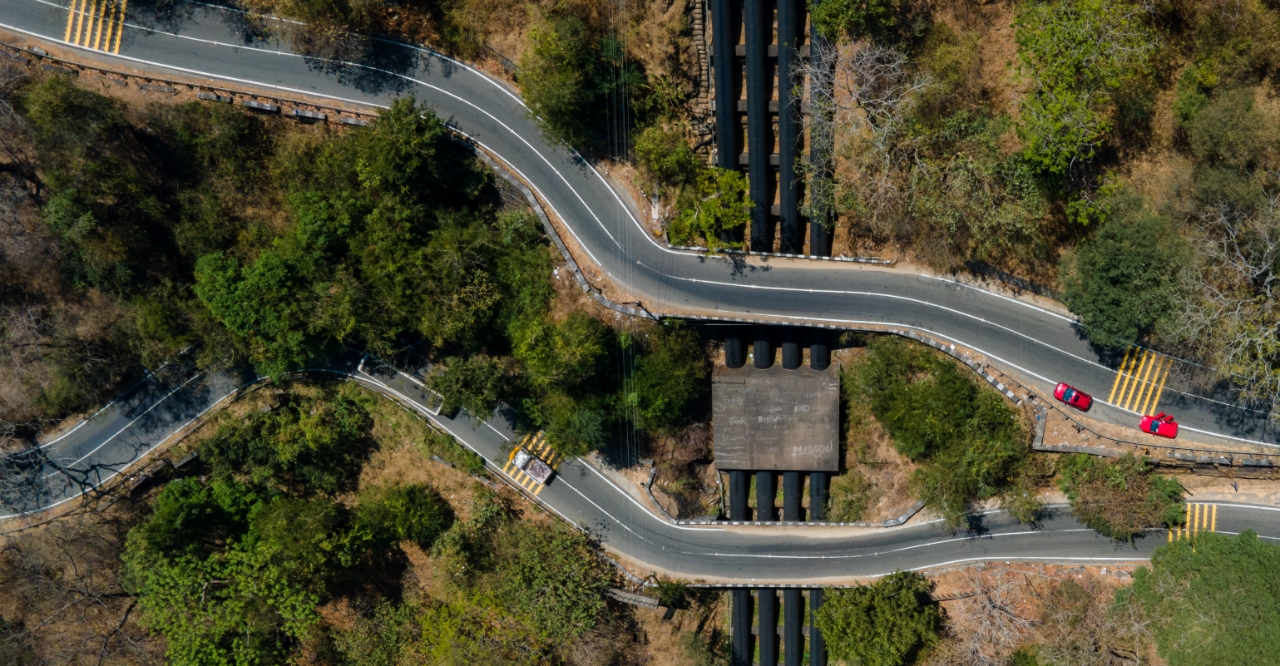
[
  {"xmin": 1140, "ymin": 412, "xmax": 1179, "ymax": 439},
  {"xmin": 1054, "ymin": 383, "xmax": 1093, "ymax": 411}
]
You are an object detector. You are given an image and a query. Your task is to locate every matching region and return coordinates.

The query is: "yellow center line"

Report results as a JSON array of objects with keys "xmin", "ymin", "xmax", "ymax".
[
  {"xmin": 72, "ymin": 0, "xmax": 89, "ymax": 44},
  {"xmin": 80, "ymin": 0, "xmax": 100, "ymax": 46},
  {"xmin": 101, "ymin": 0, "xmax": 119, "ymax": 52},
  {"xmin": 92, "ymin": 0, "xmax": 109, "ymax": 50},
  {"xmin": 1118, "ymin": 349, "xmax": 1151, "ymax": 410},
  {"xmin": 1134, "ymin": 355, "xmax": 1165, "ymax": 415},
  {"xmin": 111, "ymin": 0, "xmax": 128, "ymax": 53},
  {"xmin": 1139, "ymin": 356, "xmax": 1172, "ymax": 416},
  {"xmin": 64, "ymin": 0, "xmax": 81, "ymax": 42},
  {"xmin": 1211, "ymin": 504, "xmax": 1217, "ymax": 532},
  {"xmin": 1134, "ymin": 351, "xmax": 1163, "ymax": 412},
  {"xmin": 1131, "ymin": 354, "xmax": 1159, "ymax": 414},
  {"xmin": 1108, "ymin": 347, "xmax": 1136, "ymax": 403}
]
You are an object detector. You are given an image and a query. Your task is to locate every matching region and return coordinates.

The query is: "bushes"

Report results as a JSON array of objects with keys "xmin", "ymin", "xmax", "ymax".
[
  {"xmin": 1060, "ymin": 202, "xmax": 1190, "ymax": 350},
  {"xmin": 634, "ymin": 124, "xmax": 701, "ymax": 195},
  {"xmin": 845, "ymin": 337, "xmax": 1030, "ymax": 524},
  {"xmin": 667, "ymin": 167, "xmax": 751, "ymax": 250},
  {"xmin": 519, "ymin": 14, "xmax": 629, "ymax": 148},
  {"xmin": 1127, "ymin": 531, "xmax": 1280, "ymax": 665},
  {"xmin": 1014, "ymin": 0, "xmax": 1158, "ymax": 176},
  {"xmin": 495, "ymin": 521, "xmax": 612, "ymax": 642},
  {"xmin": 356, "ymin": 484, "xmax": 453, "ymax": 548},
  {"xmin": 198, "ymin": 389, "xmax": 375, "ymax": 496},
  {"xmin": 811, "ymin": 0, "xmax": 926, "ymax": 44},
  {"xmin": 1057, "ymin": 453, "xmax": 1184, "ymax": 540},
  {"xmin": 626, "ymin": 322, "xmax": 709, "ymax": 435},
  {"xmin": 827, "ymin": 469, "xmax": 876, "ymax": 522},
  {"xmin": 427, "ymin": 354, "xmax": 508, "ymax": 419},
  {"xmin": 814, "ymin": 571, "xmax": 943, "ymax": 666}
]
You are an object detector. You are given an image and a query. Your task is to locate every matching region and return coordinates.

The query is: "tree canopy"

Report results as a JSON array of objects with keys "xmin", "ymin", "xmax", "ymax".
[
  {"xmin": 1127, "ymin": 531, "xmax": 1280, "ymax": 665},
  {"xmin": 815, "ymin": 571, "xmax": 943, "ymax": 666}
]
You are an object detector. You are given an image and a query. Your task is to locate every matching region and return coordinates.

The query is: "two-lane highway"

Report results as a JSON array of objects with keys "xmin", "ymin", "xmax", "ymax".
[
  {"xmin": 5, "ymin": 0, "xmax": 1280, "ymax": 580},
  {"xmin": 1, "ymin": 0, "xmax": 1275, "ymax": 446}
]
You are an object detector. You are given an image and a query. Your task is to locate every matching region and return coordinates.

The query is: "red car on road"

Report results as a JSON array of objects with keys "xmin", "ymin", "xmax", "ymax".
[
  {"xmin": 1140, "ymin": 412, "xmax": 1179, "ymax": 439},
  {"xmin": 1054, "ymin": 383, "xmax": 1093, "ymax": 411}
]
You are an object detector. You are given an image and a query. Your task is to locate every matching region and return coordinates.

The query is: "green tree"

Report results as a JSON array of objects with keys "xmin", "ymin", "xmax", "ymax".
[
  {"xmin": 811, "ymin": 0, "xmax": 916, "ymax": 43},
  {"xmin": 496, "ymin": 521, "xmax": 611, "ymax": 642},
  {"xmin": 194, "ymin": 98, "xmax": 494, "ymax": 375},
  {"xmin": 634, "ymin": 124, "xmax": 701, "ymax": 194},
  {"xmin": 131, "ymin": 478, "xmax": 264, "ymax": 560},
  {"xmin": 845, "ymin": 337, "xmax": 1029, "ymax": 525},
  {"xmin": 668, "ymin": 168, "xmax": 751, "ymax": 250},
  {"xmin": 123, "ymin": 492, "xmax": 360, "ymax": 665},
  {"xmin": 627, "ymin": 323, "xmax": 708, "ymax": 434},
  {"xmin": 1060, "ymin": 204, "xmax": 1190, "ymax": 350},
  {"xmin": 427, "ymin": 354, "xmax": 508, "ymax": 419},
  {"xmin": 1127, "ymin": 531, "xmax": 1280, "ymax": 665},
  {"xmin": 198, "ymin": 390, "xmax": 374, "ymax": 496},
  {"xmin": 815, "ymin": 571, "xmax": 943, "ymax": 666},
  {"xmin": 519, "ymin": 14, "xmax": 633, "ymax": 148},
  {"xmin": 355, "ymin": 484, "xmax": 454, "ymax": 548},
  {"xmin": 1015, "ymin": 0, "xmax": 1158, "ymax": 175},
  {"xmin": 1057, "ymin": 453, "xmax": 1184, "ymax": 540}
]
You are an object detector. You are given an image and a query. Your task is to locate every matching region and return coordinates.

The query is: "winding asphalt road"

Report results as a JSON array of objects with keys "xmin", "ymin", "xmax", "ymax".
[{"xmin": 5, "ymin": 0, "xmax": 1280, "ymax": 580}]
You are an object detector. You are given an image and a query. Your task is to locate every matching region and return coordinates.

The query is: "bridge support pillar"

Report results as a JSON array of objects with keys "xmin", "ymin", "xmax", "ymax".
[
  {"xmin": 733, "ymin": 589, "xmax": 755, "ymax": 666},
  {"xmin": 754, "ymin": 336, "xmax": 774, "ymax": 369},
  {"xmin": 809, "ymin": 472, "xmax": 828, "ymax": 521},
  {"xmin": 781, "ymin": 330, "xmax": 802, "ymax": 369},
  {"xmin": 784, "ymin": 588, "xmax": 804, "ymax": 666},
  {"xmin": 759, "ymin": 588, "xmax": 780, "ymax": 666},
  {"xmin": 756, "ymin": 471, "xmax": 777, "ymax": 522},
  {"xmin": 810, "ymin": 589, "xmax": 826, "ymax": 666},
  {"xmin": 810, "ymin": 332, "xmax": 831, "ymax": 371},
  {"xmin": 729, "ymin": 471, "xmax": 750, "ymax": 521},
  {"xmin": 725, "ymin": 336, "xmax": 746, "ymax": 368},
  {"xmin": 783, "ymin": 471, "xmax": 804, "ymax": 521}
]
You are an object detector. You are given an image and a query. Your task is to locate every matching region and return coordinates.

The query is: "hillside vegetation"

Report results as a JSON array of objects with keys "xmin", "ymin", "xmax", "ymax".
[{"xmin": 0, "ymin": 65, "xmax": 706, "ymax": 459}]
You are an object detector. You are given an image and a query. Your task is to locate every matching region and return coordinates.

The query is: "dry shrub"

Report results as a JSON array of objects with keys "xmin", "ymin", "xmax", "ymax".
[
  {"xmin": 0, "ymin": 509, "xmax": 162, "ymax": 665},
  {"xmin": 1035, "ymin": 575, "xmax": 1152, "ymax": 666}
]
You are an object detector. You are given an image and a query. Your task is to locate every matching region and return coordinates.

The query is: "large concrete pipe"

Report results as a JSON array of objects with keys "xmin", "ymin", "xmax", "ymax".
[
  {"xmin": 733, "ymin": 589, "xmax": 755, "ymax": 666},
  {"xmin": 777, "ymin": 0, "xmax": 804, "ymax": 253},
  {"xmin": 754, "ymin": 336, "xmax": 775, "ymax": 369},
  {"xmin": 709, "ymin": 0, "xmax": 742, "ymax": 245},
  {"xmin": 725, "ymin": 336, "xmax": 746, "ymax": 369},
  {"xmin": 783, "ymin": 471, "xmax": 804, "ymax": 521},
  {"xmin": 809, "ymin": 472, "xmax": 828, "ymax": 521},
  {"xmin": 756, "ymin": 471, "xmax": 777, "ymax": 522},
  {"xmin": 784, "ymin": 588, "xmax": 805, "ymax": 666},
  {"xmin": 781, "ymin": 329, "xmax": 802, "ymax": 369},
  {"xmin": 729, "ymin": 470, "xmax": 750, "ymax": 521},
  {"xmin": 810, "ymin": 331, "xmax": 831, "ymax": 371},
  {"xmin": 810, "ymin": 589, "xmax": 827, "ymax": 666},
  {"xmin": 759, "ymin": 589, "xmax": 780, "ymax": 666},
  {"xmin": 744, "ymin": 0, "xmax": 773, "ymax": 251}
]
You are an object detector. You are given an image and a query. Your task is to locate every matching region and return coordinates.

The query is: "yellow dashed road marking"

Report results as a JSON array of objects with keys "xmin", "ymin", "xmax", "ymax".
[
  {"xmin": 1170, "ymin": 503, "xmax": 1217, "ymax": 543},
  {"xmin": 1111, "ymin": 348, "xmax": 1174, "ymax": 413},
  {"xmin": 65, "ymin": 0, "xmax": 128, "ymax": 52},
  {"xmin": 1108, "ymin": 347, "xmax": 1135, "ymax": 404}
]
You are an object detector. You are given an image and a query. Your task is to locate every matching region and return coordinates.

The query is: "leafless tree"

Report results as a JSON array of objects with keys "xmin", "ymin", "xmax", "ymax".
[
  {"xmin": 0, "ymin": 508, "xmax": 160, "ymax": 664},
  {"xmin": 1168, "ymin": 194, "xmax": 1280, "ymax": 418},
  {"xmin": 797, "ymin": 39, "xmax": 930, "ymax": 234},
  {"xmin": 933, "ymin": 568, "xmax": 1037, "ymax": 666},
  {"xmin": 1036, "ymin": 575, "xmax": 1153, "ymax": 666}
]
